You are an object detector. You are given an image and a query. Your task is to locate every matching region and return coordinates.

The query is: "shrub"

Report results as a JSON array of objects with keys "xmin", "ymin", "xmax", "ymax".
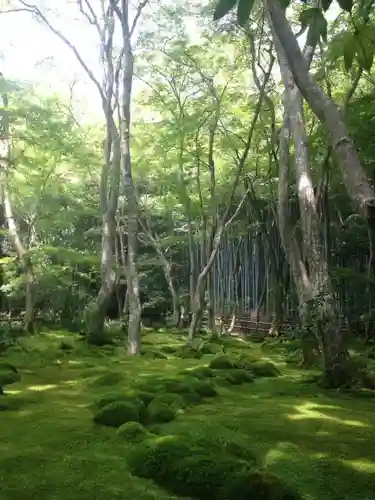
[
  {"xmin": 247, "ymin": 360, "xmax": 281, "ymax": 378},
  {"xmin": 222, "ymin": 469, "xmax": 302, "ymax": 500},
  {"xmin": 199, "ymin": 342, "xmax": 224, "ymax": 355},
  {"xmin": 209, "ymin": 354, "xmax": 238, "ymax": 370},
  {"xmin": 90, "ymin": 371, "xmax": 124, "ymax": 387},
  {"xmin": 0, "ymin": 363, "xmax": 20, "ymax": 395},
  {"xmin": 116, "ymin": 422, "xmax": 151, "ymax": 443},
  {"xmin": 93, "ymin": 401, "xmax": 141, "ymax": 428}
]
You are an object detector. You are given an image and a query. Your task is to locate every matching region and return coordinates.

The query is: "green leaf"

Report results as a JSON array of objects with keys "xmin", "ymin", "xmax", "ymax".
[
  {"xmin": 213, "ymin": 0, "xmax": 238, "ymax": 20},
  {"xmin": 337, "ymin": 0, "xmax": 353, "ymax": 12},
  {"xmin": 321, "ymin": 0, "xmax": 333, "ymax": 11},
  {"xmin": 356, "ymin": 28, "xmax": 375, "ymax": 71},
  {"xmin": 278, "ymin": 0, "xmax": 290, "ymax": 8},
  {"xmin": 299, "ymin": 8, "xmax": 327, "ymax": 41},
  {"xmin": 237, "ymin": 0, "xmax": 255, "ymax": 26},
  {"xmin": 343, "ymin": 33, "xmax": 355, "ymax": 70}
]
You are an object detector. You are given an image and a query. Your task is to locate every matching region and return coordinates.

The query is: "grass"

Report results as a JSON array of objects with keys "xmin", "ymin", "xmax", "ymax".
[{"xmin": 1, "ymin": 329, "xmax": 375, "ymax": 499}]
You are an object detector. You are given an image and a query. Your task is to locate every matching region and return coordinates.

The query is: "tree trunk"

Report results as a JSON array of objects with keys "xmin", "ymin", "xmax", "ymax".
[{"xmin": 119, "ymin": 1, "xmax": 141, "ymax": 356}]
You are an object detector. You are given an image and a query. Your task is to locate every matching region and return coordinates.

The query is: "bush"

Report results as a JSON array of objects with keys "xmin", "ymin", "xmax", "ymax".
[
  {"xmin": 247, "ymin": 360, "xmax": 281, "ymax": 378},
  {"xmin": 222, "ymin": 469, "xmax": 302, "ymax": 500},
  {"xmin": 116, "ymin": 422, "xmax": 151, "ymax": 443},
  {"xmin": 90, "ymin": 371, "xmax": 124, "ymax": 387},
  {"xmin": 93, "ymin": 401, "xmax": 141, "ymax": 428},
  {"xmin": 0, "ymin": 363, "xmax": 20, "ymax": 394},
  {"xmin": 209, "ymin": 354, "xmax": 238, "ymax": 370}
]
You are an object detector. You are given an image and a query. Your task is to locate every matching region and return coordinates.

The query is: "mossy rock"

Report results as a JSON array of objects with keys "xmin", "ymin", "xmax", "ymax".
[
  {"xmin": 135, "ymin": 390, "xmax": 157, "ymax": 406},
  {"xmin": 176, "ymin": 345, "xmax": 202, "ymax": 359},
  {"xmin": 222, "ymin": 469, "xmax": 302, "ymax": 500},
  {"xmin": 94, "ymin": 392, "xmax": 145, "ymax": 414},
  {"xmin": 209, "ymin": 354, "xmax": 238, "ymax": 370},
  {"xmin": 116, "ymin": 422, "xmax": 152, "ymax": 443},
  {"xmin": 247, "ymin": 360, "xmax": 281, "ymax": 378},
  {"xmin": 93, "ymin": 401, "xmax": 141, "ymax": 428},
  {"xmin": 90, "ymin": 371, "xmax": 124, "ymax": 387},
  {"xmin": 59, "ymin": 339, "xmax": 74, "ymax": 351},
  {"xmin": 199, "ymin": 342, "xmax": 224, "ymax": 355}
]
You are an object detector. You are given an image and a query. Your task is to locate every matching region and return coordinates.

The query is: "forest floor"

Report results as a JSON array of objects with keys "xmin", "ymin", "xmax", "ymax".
[{"xmin": 1, "ymin": 329, "xmax": 375, "ymax": 500}]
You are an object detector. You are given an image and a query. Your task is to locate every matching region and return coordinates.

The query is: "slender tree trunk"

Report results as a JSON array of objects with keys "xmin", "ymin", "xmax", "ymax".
[{"xmin": 119, "ymin": 0, "xmax": 142, "ymax": 355}]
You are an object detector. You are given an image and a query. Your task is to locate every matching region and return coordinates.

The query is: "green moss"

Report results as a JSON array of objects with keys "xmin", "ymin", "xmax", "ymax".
[
  {"xmin": 199, "ymin": 342, "xmax": 224, "ymax": 355},
  {"xmin": 148, "ymin": 393, "xmax": 185, "ymax": 411},
  {"xmin": 248, "ymin": 360, "xmax": 281, "ymax": 378},
  {"xmin": 181, "ymin": 366, "xmax": 214, "ymax": 379},
  {"xmin": 90, "ymin": 371, "xmax": 124, "ymax": 387},
  {"xmin": 94, "ymin": 392, "xmax": 145, "ymax": 414},
  {"xmin": 217, "ymin": 369, "xmax": 254, "ymax": 385},
  {"xmin": 209, "ymin": 354, "xmax": 238, "ymax": 370},
  {"xmin": 164, "ymin": 380, "xmax": 201, "ymax": 404},
  {"xmin": 160, "ymin": 345, "xmax": 178, "ymax": 354},
  {"xmin": 188, "ymin": 379, "xmax": 218, "ymax": 397},
  {"xmin": 141, "ymin": 348, "xmax": 168, "ymax": 359},
  {"xmin": 147, "ymin": 403, "xmax": 177, "ymax": 423},
  {"xmin": 116, "ymin": 422, "xmax": 151, "ymax": 443},
  {"xmin": 59, "ymin": 339, "xmax": 74, "ymax": 351},
  {"xmin": 93, "ymin": 401, "xmax": 141, "ymax": 428},
  {"xmin": 222, "ymin": 469, "xmax": 303, "ymax": 500},
  {"xmin": 176, "ymin": 345, "xmax": 202, "ymax": 359},
  {"xmin": 0, "ymin": 363, "xmax": 20, "ymax": 394},
  {"xmin": 135, "ymin": 390, "xmax": 157, "ymax": 406}
]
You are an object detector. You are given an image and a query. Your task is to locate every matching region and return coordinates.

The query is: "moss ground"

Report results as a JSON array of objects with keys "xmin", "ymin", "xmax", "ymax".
[{"xmin": 1, "ymin": 329, "xmax": 375, "ymax": 499}]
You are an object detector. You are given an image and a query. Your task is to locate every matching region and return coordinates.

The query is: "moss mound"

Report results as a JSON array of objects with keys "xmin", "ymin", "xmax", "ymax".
[
  {"xmin": 209, "ymin": 354, "xmax": 238, "ymax": 370},
  {"xmin": 94, "ymin": 392, "xmax": 145, "ymax": 414},
  {"xmin": 176, "ymin": 345, "xmax": 202, "ymax": 359},
  {"xmin": 135, "ymin": 390, "xmax": 157, "ymax": 406},
  {"xmin": 182, "ymin": 366, "xmax": 214, "ymax": 379},
  {"xmin": 199, "ymin": 342, "xmax": 224, "ymax": 355},
  {"xmin": 160, "ymin": 345, "xmax": 178, "ymax": 354},
  {"xmin": 129, "ymin": 433, "xmax": 299, "ymax": 500},
  {"xmin": 164, "ymin": 380, "xmax": 201, "ymax": 404},
  {"xmin": 0, "ymin": 363, "xmax": 20, "ymax": 394},
  {"xmin": 93, "ymin": 400, "xmax": 141, "ymax": 428},
  {"xmin": 248, "ymin": 360, "xmax": 281, "ymax": 377},
  {"xmin": 222, "ymin": 469, "xmax": 302, "ymax": 500},
  {"xmin": 217, "ymin": 369, "xmax": 255, "ymax": 385},
  {"xmin": 141, "ymin": 348, "xmax": 168, "ymax": 359},
  {"xmin": 116, "ymin": 422, "xmax": 151, "ymax": 443},
  {"xmin": 148, "ymin": 393, "xmax": 185, "ymax": 411},
  {"xmin": 188, "ymin": 379, "xmax": 218, "ymax": 397},
  {"xmin": 90, "ymin": 371, "xmax": 124, "ymax": 387},
  {"xmin": 147, "ymin": 402, "xmax": 177, "ymax": 423}
]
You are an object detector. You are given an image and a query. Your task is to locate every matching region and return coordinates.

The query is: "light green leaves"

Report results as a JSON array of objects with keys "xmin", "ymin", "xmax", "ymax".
[
  {"xmin": 342, "ymin": 26, "xmax": 375, "ymax": 71},
  {"xmin": 299, "ymin": 7, "xmax": 328, "ymax": 42},
  {"xmin": 213, "ymin": 0, "xmax": 256, "ymax": 25},
  {"xmin": 213, "ymin": 0, "xmax": 237, "ymax": 20}
]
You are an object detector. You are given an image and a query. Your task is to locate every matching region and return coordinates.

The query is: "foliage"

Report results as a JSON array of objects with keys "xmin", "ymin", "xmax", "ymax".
[{"xmin": 116, "ymin": 422, "xmax": 152, "ymax": 443}]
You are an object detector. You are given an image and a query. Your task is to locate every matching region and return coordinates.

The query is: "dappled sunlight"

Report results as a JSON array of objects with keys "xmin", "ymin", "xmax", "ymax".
[
  {"xmin": 287, "ymin": 402, "xmax": 369, "ymax": 428},
  {"xmin": 27, "ymin": 384, "xmax": 58, "ymax": 392},
  {"xmin": 63, "ymin": 379, "xmax": 80, "ymax": 387},
  {"xmin": 264, "ymin": 441, "xmax": 299, "ymax": 466},
  {"xmin": 342, "ymin": 458, "xmax": 375, "ymax": 474}
]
